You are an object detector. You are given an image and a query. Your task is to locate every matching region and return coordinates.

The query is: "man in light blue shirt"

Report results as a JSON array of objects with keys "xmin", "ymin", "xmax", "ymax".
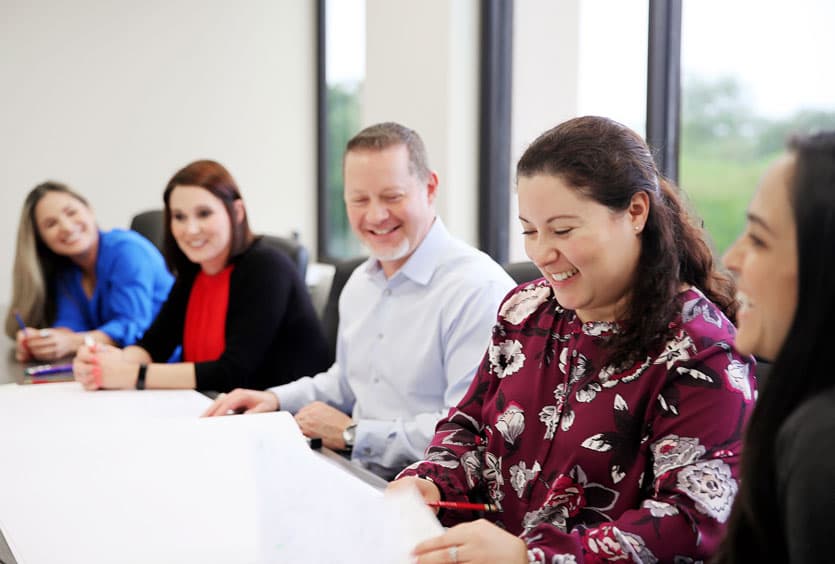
[{"xmin": 204, "ymin": 122, "xmax": 514, "ymax": 479}]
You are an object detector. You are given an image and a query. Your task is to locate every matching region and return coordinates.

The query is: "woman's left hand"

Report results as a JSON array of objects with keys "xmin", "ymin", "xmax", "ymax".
[{"xmin": 413, "ymin": 519, "xmax": 527, "ymax": 564}]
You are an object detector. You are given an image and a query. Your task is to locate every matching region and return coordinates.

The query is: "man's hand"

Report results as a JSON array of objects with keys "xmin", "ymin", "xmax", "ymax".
[
  {"xmin": 201, "ymin": 388, "xmax": 279, "ymax": 417},
  {"xmin": 294, "ymin": 401, "xmax": 353, "ymax": 450}
]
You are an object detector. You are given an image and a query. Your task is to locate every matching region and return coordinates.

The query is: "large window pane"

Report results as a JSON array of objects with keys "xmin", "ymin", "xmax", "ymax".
[
  {"xmin": 578, "ymin": 0, "xmax": 648, "ymax": 136},
  {"xmin": 680, "ymin": 0, "xmax": 835, "ymax": 253},
  {"xmin": 323, "ymin": 0, "xmax": 365, "ymax": 259}
]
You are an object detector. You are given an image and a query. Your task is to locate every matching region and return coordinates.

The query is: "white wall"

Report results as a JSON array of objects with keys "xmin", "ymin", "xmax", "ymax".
[
  {"xmin": 0, "ymin": 0, "xmax": 589, "ymax": 308},
  {"xmin": 0, "ymin": 0, "xmax": 316, "ymax": 303},
  {"xmin": 364, "ymin": 0, "xmax": 480, "ymax": 245}
]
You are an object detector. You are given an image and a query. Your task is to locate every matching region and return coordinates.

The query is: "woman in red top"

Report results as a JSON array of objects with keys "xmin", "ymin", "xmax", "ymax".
[{"xmin": 73, "ymin": 160, "xmax": 329, "ymax": 392}]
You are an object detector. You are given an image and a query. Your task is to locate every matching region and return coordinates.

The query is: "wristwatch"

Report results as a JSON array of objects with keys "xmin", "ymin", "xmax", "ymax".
[{"xmin": 342, "ymin": 423, "xmax": 357, "ymax": 450}]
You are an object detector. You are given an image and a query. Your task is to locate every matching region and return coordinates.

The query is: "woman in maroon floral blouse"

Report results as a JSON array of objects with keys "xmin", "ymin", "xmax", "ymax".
[{"xmin": 389, "ymin": 116, "xmax": 756, "ymax": 563}]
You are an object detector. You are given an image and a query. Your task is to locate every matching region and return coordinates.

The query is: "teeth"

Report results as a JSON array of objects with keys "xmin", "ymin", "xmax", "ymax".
[
  {"xmin": 371, "ymin": 227, "xmax": 396, "ymax": 235},
  {"xmin": 550, "ymin": 267, "xmax": 579, "ymax": 282},
  {"xmin": 187, "ymin": 240, "xmax": 207, "ymax": 248}
]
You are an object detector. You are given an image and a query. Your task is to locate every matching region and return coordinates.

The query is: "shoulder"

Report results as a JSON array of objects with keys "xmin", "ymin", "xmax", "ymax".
[
  {"xmin": 677, "ymin": 288, "xmax": 738, "ymax": 347},
  {"xmin": 232, "ymin": 238, "xmax": 297, "ymax": 280},
  {"xmin": 99, "ymin": 229, "xmax": 165, "ymax": 266},
  {"xmin": 777, "ymin": 387, "xmax": 835, "ymax": 469},
  {"xmin": 432, "ymin": 238, "xmax": 514, "ymax": 293},
  {"xmin": 495, "ymin": 279, "xmax": 556, "ymax": 326}
]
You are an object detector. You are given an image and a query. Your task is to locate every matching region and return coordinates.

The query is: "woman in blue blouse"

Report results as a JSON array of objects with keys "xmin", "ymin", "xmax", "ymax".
[{"xmin": 5, "ymin": 182, "xmax": 173, "ymax": 362}]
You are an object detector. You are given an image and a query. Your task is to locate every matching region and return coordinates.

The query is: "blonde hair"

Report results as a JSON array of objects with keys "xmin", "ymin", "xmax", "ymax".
[{"xmin": 5, "ymin": 182, "xmax": 88, "ymax": 338}]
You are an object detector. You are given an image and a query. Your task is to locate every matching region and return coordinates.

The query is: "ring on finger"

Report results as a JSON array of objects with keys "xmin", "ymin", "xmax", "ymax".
[{"xmin": 448, "ymin": 545, "xmax": 459, "ymax": 564}]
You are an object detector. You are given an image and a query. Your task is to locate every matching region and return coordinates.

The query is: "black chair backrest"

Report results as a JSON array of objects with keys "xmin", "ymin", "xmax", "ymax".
[
  {"xmin": 754, "ymin": 356, "xmax": 771, "ymax": 391},
  {"xmin": 321, "ymin": 256, "xmax": 366, "ymax": 363},
  {"xmin": 129, "ymin": 209, "xmax": 165, "ymax": 253},
  {"xmin": 503, "ymin": 261, "xmax": 542, "ymax": 285},
  {"xmin": 260, "ymin": 234, "xmax": 309, "ymax": 281}
]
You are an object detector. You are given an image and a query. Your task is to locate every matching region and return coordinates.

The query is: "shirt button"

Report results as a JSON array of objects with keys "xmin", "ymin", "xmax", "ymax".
[
  {"xmin": 377, "ymin": 333, "xmax": 384, "ymax": 339},
  {"xmin": 384, "ymin": 289, "xmax": 392, "ymax": 296},
  {"xmin": 373, "ymin": 377, "xmax": 380, "ymax": 384}
]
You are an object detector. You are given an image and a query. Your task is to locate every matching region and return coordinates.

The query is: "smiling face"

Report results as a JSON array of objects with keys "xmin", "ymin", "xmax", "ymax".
[
  {"xmin": 517, "ymin": 174, "xmax": 648, "ymax": 323},
  {"xmin": 34, "ymin": 190, "xmax": 98, "ymax": 261},
  {"xmin": 343, "ymin": 144, "xmax": 437, "ymax": 277},
  {"xmin": 723, "ymin": 154, "xmax": 798, "ymax": 360},
  {"xmin": 169, "ymin": 185, "xmax": 239, "ymax": 275}
]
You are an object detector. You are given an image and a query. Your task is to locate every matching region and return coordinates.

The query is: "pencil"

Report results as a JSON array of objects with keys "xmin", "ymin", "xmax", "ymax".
[{"xmin": 426, "ymin": 501, "xmax": 500, "ymax": 512}]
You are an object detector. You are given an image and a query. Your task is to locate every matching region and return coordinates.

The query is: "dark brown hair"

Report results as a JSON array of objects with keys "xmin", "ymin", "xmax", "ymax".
[
  {"xmin": 345, "ymin": 122, "xmax": 430, "ymax": 181},
  {"xmin": 517, "ymin": 116, "xmax": 737, "ymax": 368},
  {"xmin": 162, "ymin": 160, "xmax": 254, "ymax": 276}
]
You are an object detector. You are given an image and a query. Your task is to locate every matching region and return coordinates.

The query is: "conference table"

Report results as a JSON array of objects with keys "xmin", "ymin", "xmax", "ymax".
[{"xmin": 0, "ymin": 342, "xmax": 396, "ymax": 564}]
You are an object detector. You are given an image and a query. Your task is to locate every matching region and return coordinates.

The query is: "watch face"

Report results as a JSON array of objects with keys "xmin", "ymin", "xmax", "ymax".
[{"xmin": 343, "ymin": 424, "xmax": 357, "ymax": 448}]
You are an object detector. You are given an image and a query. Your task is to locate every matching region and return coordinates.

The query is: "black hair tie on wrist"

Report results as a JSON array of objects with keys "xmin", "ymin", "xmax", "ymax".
[{"xmin": 136, "ymin": 364, "xmax": 147, "ymax": 390}]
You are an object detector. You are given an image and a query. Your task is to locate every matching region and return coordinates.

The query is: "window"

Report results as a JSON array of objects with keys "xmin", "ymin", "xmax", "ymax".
[
  {"xmin": 578, "ymin": 0, "xmax": 649, "ymax": 136},
  {"xmin": 317, "ymin": 0, "xmax": 365, "ymax": 260},
  {"xmin": 680, "ymin": 0, "xmax": 835, "ymax": 253}
]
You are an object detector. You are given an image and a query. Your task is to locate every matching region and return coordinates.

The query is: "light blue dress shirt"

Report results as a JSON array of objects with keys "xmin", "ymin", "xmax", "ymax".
[{"xmin": 272, "ymin": 219, "xmax": 515, "ymax": 478}]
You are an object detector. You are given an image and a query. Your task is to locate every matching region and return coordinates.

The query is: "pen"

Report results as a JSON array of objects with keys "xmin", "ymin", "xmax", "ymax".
[
  {"xmin": 14, "ymin": 311, "xmax": 27, "ymax": 332},
  {"xmin": 14, "ymin": 311, "xmax": 32, "ymax": 355},
  {"xmin": 426, "ymin": 501, "xmax": 501, "ymax": 512},
  {"xmin": 25, "ymin": 363, "xmax": 74, "ymax": 376}
]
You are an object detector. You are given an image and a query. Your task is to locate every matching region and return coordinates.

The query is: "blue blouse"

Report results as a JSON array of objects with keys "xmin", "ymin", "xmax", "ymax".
[{"xmin": 53, "ymin": 229, "xmax": 173, "ymax": 346}]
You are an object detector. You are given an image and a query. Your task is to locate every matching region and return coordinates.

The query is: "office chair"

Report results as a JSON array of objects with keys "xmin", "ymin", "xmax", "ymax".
[
  {"xmin": 260, "ymin": 234, "xmax": 309, "ymax": 280},
  {"xmin": 320, "ymin": 256, "xmax": 366, "ymax": 363},
  {"xmin": 129, "ymin": 209, "xmax": 165, "ymax": 253},
  {"xmin": 502, "ymin": 261, "xmax": 543, "ymax": 285}
]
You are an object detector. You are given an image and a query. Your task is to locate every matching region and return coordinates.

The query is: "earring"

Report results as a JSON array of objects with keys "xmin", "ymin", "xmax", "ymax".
[{"xmin": 634, "ymin": 226, "xmax": 640, "ymax": 231}]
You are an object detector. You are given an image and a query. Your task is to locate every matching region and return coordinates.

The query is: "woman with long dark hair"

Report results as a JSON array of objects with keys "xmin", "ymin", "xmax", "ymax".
[
  {"xmin": 716, "ymin": 131, "xmax": 835, "ymax": 563},
  {"xmin": 73, "ymin": 160, "xmax": 330, "ymax": 392},
  {"xmin": 388, "ymin": 116, "xmax": 756, "ymax": 562}
]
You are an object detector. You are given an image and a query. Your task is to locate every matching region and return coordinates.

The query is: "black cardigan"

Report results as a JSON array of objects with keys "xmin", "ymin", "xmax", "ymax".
[{"xmin": 137, "ymin": 238, "xmax": 330, "ymax": 391}]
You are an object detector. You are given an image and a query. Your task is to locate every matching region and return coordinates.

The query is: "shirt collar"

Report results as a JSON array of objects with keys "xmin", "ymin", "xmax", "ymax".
[{"xmin": 360, "ymin": 217, "xmax": 449, "ymax": 287}]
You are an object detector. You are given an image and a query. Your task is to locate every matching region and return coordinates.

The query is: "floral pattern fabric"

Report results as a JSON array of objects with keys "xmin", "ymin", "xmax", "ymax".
[{"xmin": 398, "ymin": 282, "xmax": 755, "ymax": 563}]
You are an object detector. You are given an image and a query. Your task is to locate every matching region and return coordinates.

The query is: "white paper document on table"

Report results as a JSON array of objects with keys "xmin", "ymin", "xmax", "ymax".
[{"xmin": 0, "ymin": 383, "xmax": 442, "ymax": 563}]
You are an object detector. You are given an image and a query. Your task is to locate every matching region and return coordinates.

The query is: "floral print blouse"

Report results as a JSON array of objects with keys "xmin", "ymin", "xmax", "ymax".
[{"xmin": 398, "ymin": 282, "xmax": 756, "ymax": 563}]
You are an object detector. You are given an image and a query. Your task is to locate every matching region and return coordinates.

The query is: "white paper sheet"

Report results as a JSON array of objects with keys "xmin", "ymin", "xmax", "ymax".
[{"xmin": 0, "ymin": 384, "xmax": 444, "ymax": 563}]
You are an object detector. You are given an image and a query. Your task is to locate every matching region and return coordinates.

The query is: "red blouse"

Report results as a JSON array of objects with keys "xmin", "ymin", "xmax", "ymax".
[{"xmin": 183, "ymin": 265, "xmax": 234, "ymax": 363}]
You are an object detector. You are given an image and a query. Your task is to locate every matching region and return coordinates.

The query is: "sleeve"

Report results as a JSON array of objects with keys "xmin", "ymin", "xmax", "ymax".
[
  {"xmin": 192, "ymin": 249, "xmax": 293, "ymax": 392},
  {"xmin": 351, "ymin": 277, "xmax": 510, "ymax": 476},
  {"xmin": 271, "ymin": 363, "xmax": 354, "ymax": 414},
  {"xmin": 136, "ymin": 276, "xmax": 190, "ymax": 362},
  {"xmin": 95, "ymin": 239, "xmax": 173, "ymax": 346},
  {"xmin": 777, "ymin": 403, "xmax": 835, "ymax": 564},
  {"xmin": 396, "ymin": 346, "xmax": 493, "ymax": 501}
]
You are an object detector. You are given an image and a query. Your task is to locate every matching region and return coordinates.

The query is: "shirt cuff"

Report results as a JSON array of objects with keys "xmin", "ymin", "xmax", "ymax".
[
  {"xmin": 350, "ymin": 419, "xmax": 394, "ymax": 462},
  {"xmin": 269, "ymin": 378, "xmax": 311, "ymax": 414}
]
